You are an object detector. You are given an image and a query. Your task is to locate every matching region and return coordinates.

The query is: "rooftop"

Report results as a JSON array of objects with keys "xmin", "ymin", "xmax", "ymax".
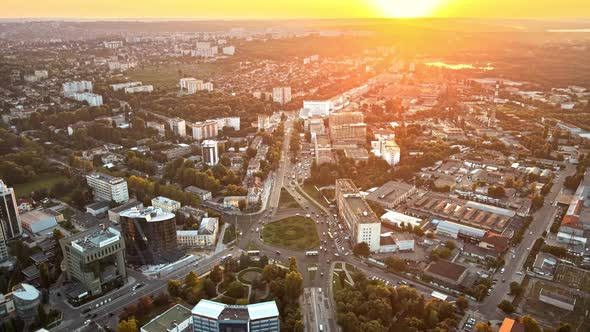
[
  {"xmin": 498, "ymin": 318, "xmax": 525, "ymax": 332},
  {"xmin": 68, "ymin": 226, "xmax": 121, "ymax": 253},
  {"xmin": 109, "ymin": 199, "xmax": 142, "ymax": 213},
  {"xmin": 120, "ymin": 206, "xmax": 175, "ymax": 222},
  {"xmin": 424, "ymin": 260, "xmax": 467, "ymax": 282},
  {"xmin": 366, "ymin": 181, "xmax": 415, "ymax": 205},
  {"xmin": 12, "ymin": 283, "xmax": 40, "ymax": 301},
  {"xmin": 86, "ymin": 172, "xmax": 126, "ymax": 185},
  {"xmin": 192, "ymin": 299, "xmax": 279, "ymax": 321},
  {"xmin": 141, "ymin": 304, "xmax": 192, "ymax": 332}
]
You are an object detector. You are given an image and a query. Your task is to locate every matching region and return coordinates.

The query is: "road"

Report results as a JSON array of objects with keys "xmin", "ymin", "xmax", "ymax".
[{"xmin": 476, "ymin": 163, "xmax": 575, "ymax": 319}]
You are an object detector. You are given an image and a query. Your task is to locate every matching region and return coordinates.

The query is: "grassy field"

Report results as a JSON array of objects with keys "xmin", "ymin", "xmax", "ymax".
[
  {"xmin": 555, "ymin": 264, "xmax": 590, "ymax": 293},
  {"xmin": 237, "ymin": 268, "xmax": 263, "ymax": 285},
  {"xmin": 13, "ymin": 174, "xmax": 67, "ymax": 198},
  {"xmin": 223, "ymin": 224, "xmax": 237, "ymax": 244},
  {"xmin": 302, "ymin": 184, "xmax": 330, "ymax": 208},
  {"xmin": 127, "ymin": 62, "xmax": 231, "ymax": 88},
  {"xmin": 261, "ymin": 216, "xmax": 320, "ymax": 250},
  {"xmin": 278, "ymin": 188, "xmax": 299, "ymax": 209}
]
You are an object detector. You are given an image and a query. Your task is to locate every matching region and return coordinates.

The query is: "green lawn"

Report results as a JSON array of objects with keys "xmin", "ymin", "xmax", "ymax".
[
  {"xmin": 223, "ymin": 224, "xmax": 237, "ymax": 244},
  {"xmin": 278, "ymin": 188, "xmax": 299, "ymax": 209},
  {"xmin": 302, "ymin": 184, "xmax": 330, "ymax": 208},
  {"xmin": 13, "ymin": 174, "xmax": 68, "ymax": 198},
  {"xmin": 261, "ymin": 216, "xmax": 320, "ymax": 250},
  {"xmin": 127, "ymin": 62, "xmax": 233, "ymax": 88}
]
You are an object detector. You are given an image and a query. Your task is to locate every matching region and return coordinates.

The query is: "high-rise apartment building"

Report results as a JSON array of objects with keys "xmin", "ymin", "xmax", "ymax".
[
  {"xmin": 329, "ymin": 112, "xmax": 366, "ymax": 144},
  {"xmin": 168, "ymin": 117, "xmax": 187, "ymax": 137},
  {"xmin": 335, "ymin": 179, "xmax": 381, "ymax": 251},
  {"xmin": 272, "ymin": 87, "xmax": 292, "ymax": 105},
  {"xmin": 62, "ymin": 81, "xmax": 93, "ymax": 96},
  {"xmin": 188, "ymin": 120, "xmax": 218, "ymax": 140},
  {"xmin": 0, "ymin": 180, "xmax": 22, "ymax": 241},
  {"xmin": 86, "ymin": 173, "xmax": 129, "ymax": 204},
  {"xmin": 371, "ymin": 138, "xmax": 401, "ymax": 166},
  {"xmin": 257, "ymin": 114, "xmax": 271, "ymax": 131},
  {"xmin": 119, "ymin": 207, "xmax": 179, "ymax": 265},
  {"xmin": 60, "ymin": 225, "xmax": 127, "ymax": 297},
  {"xmin": 202, "ymin": 140, "xmax": 219, "ymax": 166},
  {"xmin": 192, "ymin": 300, "xmax": 280, "ymax": 332}
]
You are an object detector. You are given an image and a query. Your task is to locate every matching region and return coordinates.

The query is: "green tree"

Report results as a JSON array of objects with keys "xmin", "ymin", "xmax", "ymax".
[
  {"xmin": 285, "ymin": 271, "xmax": 303, "ymax": 301},
  {"xmin": 352, "ymin": 242, "xmax": 370, "ymax": 257},
  {"xmin": 210, "ymin": 265, "xmax": 223, "ymax": 283},
  {"xmin": 167, "ymin": 279, "xmax": 182, "ymax": 297},
  {"xmin": 555, "ymin": 323, "xmax": 573, "ymax": 332},
  {"xmin": 456, "ymin": 295, "xmax": 469, "ymax": 312},
  {"xmin": 226, "ymin": 281, "xmax": 245, "ymax": 298},
  {"xmin": 117, "ymin": 317, "xmax": 139, "ymax": 332},
  {"xmin": 498, "ymin": 300, "xmax": 514, "ymax": 314},
  {"xmin": 289, "ymin": 256, "xmax": 298, "ymax": 272},
  {"xmin": 521, "ymin": 316, "xmax": 542, "ymax": 332},
  {"xmin": 509, "ymin": 282, "xmax": 523, "ymax": 296},
  {"xmin": 475, "ymin": 322, "xmax": 494, "ymax": 332}
]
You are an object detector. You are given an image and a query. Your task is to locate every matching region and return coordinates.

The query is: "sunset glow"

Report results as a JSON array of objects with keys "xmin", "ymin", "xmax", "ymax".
[
  {"xmin": 1, "ymin": 0, "xmax": 590, "ymax": 19},
  {"xmin": 373, "ymin": 0, "xmax": 444, "ymax": 18}
]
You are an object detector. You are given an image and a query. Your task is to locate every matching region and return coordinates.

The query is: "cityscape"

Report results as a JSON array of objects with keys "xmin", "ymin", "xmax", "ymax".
[{"xmin": 0, "ymin": 1, "xmax": 590, "ymax": 332}]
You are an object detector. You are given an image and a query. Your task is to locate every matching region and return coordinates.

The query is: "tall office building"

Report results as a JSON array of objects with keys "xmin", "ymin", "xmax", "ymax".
[
  {"xmin": 272, "ymin": 87, "xmax": 292, "ymax": 105},
  {"xmin": 202, "ymin": 140, "xmax": 219, "ymax": 166},
  {"xmin": 59, "ymin": 225, "xmax": 127, "ymax": 296},
  {"xmin": 119, "ymin": 207, "xmax": 179, "ymax": 265},
  {"xmin": 192, "ymin": 299, "xmax": 280, "ymax": 332},
  {"xmin": 0, "ymin": 180, "xmax": 22, "ymax": 240},
  {"xmin": 62, "ymin": 80, "xmax": 93, "ymax": 96},
  {"xmin": 371, "ymin": 138, "xmax": 401, "ymax": 166},
  {"xmin": 335, "ymin": 179, "xmax": 381, "ymax": 251},
  {"xmin": 86, "ymin": 173, "xmax": 129, "ymax": 204}
]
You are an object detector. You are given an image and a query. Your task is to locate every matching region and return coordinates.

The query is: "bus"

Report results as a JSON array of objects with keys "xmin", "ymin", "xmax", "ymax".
[
  {"xmin": 327, "ymin": 232, "xmax": 333, "ymax": 239},
  {"xmin": 305, "ymin": 251, "xmax": 319, "ymax": 256},
  {"xmin": 247, "ymin": 250, "xmax": 261, "ymax": 256},
  {"xmin": 221, "ymin": 254, "xmax": 233, "ymax": 262}
]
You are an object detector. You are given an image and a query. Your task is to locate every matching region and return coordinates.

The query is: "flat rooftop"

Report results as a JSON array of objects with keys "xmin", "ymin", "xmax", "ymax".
[
  {"xmin": 366, "ymin": 181, "xmax": 415, "ymax": 204},
  {"xmin": 425, "ymin": 260, "xmax": 467, "ymax": 282},
  {"xmin": 345, "ymin": 196, "xmax": 380, "ymax": 224},
  {"xmin": 141, "ymin": 304, "xmax": 192, "ymax": 332},
  {"xmin": 69, "ymin": 226, "xmax": 121, "ymax": 252},
  {"xmin": 86, "ymin": 172, "xmax": 125, "ymax": 184},
  {"xmin": 119, "ymin": 206, "xmax": 174, "ymax": 222}
]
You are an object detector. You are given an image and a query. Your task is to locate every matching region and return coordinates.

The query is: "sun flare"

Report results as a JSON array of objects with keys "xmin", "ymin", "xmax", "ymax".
[{"xmin": 373, "ymin": 0, "xmax": 444, "ymax": 18}]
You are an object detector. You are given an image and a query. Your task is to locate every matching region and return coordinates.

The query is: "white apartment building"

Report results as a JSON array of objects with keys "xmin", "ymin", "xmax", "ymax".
[
  {"xmin": 202, "ymin": 140, "xmax": 219, "ymax": 166},
  {"xmin": 176, "ymin": 217, "xmax": 219, "ymax": 247},
  {"xmin": 34, "ymin": 70, "xmax": 48, "ymax": 79},
  {"xmin": 371, "ymin": 138, "xmax": 400, "ymax": 166},
  {"xmin": 188, "ymin": 120, "xmax": 218, "ymax": 141},
  {"xmin": 336, "ymin": 179, "xmax": 381, "ymax": 251},
  {"xmin": 272, "ymin": 87, "xmax": 292, "ymax": 105},
  {"xmin": 257, "ymin": 114, "xmax": 271, "ymax": 131},
  {"xmin": 110, "ymin": 82, "xmax": 142, "ymax": 91},
  {"xmin": 71, "ymin": 92, "xmax": 103, "ymax": 106},
  {"xmin": 302, "ymin": 101, "xmax": 334, "ymax": 117},
  {"xmin": 168, "ymin": 118, "xmax": 186, "ymax": 137},
  {"xmin": 103, "ymin": 41, "xmax": 123, "ymax": 49},
  {"xmin": 222, "ymin": 46, "xmax": 235, "ymax": 55},
  {"xmin": 62, "ymin": 81, "xmax": 93, "ymax": 96},
  {"xmin": 179, "ymin": 78, "xmax": 213, "ymax": 94},
  {"xmin": 216, "ymin": 117, "xmax": 240, "ymax": 132},
  {"xmin": 86, "ymin": 173, "xmax": 129, "ymax": 204},
  {"xmin": 124, "ymin": 85, "xmax": 154, "ymax": 94},
  {"xmin": 151, "ymin": 196, "xmax": 181, "ymax": 213},
  {"xmin": 147, "ymin": 121, "xmax": 166, "ymax": 136}
]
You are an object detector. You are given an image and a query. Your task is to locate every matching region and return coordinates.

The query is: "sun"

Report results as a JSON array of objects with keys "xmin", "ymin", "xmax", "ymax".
[{"xmin": 373, "ymin": 0, "xmax": 444, "ymax": 18}]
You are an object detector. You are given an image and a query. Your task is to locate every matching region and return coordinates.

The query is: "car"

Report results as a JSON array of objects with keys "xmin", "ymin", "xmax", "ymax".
[
  {"xmin": 276, "ymin": 251, "xmax": 281, "ymax": 255},
  {"xmin": 500, "ymin": 268, "xmax": 505, "ymax": 274},
  {"xmin": 84, "ymin": 320, "xmax": 91, "ymax": 325},
  {"xmin": 516, "ymin": 271, "xmax": 523, "ymax": 275},
  {"xmin": 526, "ymin": 247, "xmax": 530, "ymax": 251},
  {"xmin": 529, "ymin": 231, "xmax": 533, "ymax": 235},
  {"xmin": 502, "ymin": 279, "xmax": 506, "ymax": 283},
  {"xmin": 512, "ymin": 254, "xmax": 516, "ymax": 259}
]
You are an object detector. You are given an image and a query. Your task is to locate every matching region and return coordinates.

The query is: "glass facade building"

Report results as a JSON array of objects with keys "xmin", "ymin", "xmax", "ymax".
[{"xmin": 119, "ymin": 207, "xmax": 179, "ymax": 264}]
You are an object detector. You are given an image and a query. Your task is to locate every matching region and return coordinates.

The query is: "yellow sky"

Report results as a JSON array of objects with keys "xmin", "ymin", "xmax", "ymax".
[{"xmin": 2, "ymin": 0, "xmax": 590, "ymax": 19}]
